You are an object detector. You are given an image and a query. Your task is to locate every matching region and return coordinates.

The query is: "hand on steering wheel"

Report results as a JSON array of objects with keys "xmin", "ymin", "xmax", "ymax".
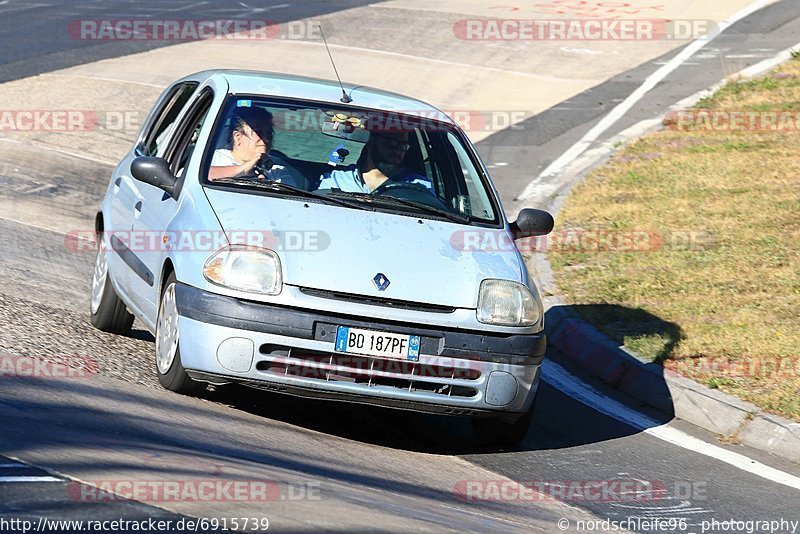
[{"xmin": 371, "ymin": 181, "xmax": 432, "ymax": 195}]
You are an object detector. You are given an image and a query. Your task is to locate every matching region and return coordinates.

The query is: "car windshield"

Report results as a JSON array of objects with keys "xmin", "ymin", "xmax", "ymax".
[{"xmin": 202, "ymin": 96, "xmax": 499, "ymax": 224}]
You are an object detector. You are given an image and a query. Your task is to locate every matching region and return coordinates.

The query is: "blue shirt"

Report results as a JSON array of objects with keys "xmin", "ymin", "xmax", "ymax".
[{"xmin": 317, "ymin": 165, "xmax": 433, "ymax": 193}]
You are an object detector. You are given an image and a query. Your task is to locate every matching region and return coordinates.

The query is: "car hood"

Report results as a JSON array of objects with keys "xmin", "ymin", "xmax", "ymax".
[{"xmin": 204, "ymin": 189, "xmax": 523, "ymax": 309}]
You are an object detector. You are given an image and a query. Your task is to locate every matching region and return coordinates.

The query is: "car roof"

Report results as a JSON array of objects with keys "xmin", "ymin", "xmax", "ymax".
[{"xmin": 179, "ymin": 69, "xmax": 455, "ymax": 125}]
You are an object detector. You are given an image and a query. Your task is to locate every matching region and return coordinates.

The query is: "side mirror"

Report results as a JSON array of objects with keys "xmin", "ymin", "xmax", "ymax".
[
  {"xmin": 510, "ymin": 208, "xmax": 554, "ymax": 240},
  {"xmin": 131, "ymin": 156, "xmax": 178, "ymax": 199}
]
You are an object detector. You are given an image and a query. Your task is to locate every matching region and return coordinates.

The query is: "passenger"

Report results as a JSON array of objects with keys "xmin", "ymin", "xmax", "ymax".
[
  {"xmin": 208, "ymin": 107, "xmax": 300, "ymax": 187},
  {"xmin": 317, "ymin": 130, "xmax": 433, "ymax": 193}
]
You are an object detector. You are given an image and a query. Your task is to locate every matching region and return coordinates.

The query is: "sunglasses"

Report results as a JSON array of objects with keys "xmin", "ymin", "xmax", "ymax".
[{"xmin": 373, "ymin": 134, "xmax": 411, "ymax": 151}]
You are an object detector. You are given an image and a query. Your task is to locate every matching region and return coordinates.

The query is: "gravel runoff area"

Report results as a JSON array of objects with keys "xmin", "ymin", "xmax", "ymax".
[{"xmin": 0, "ymin": 217, "xmax": 161, "ymax": 390}]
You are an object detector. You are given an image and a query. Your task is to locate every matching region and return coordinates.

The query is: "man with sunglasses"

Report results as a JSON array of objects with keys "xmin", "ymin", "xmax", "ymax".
[
  {"xmin": 208, "ymin": 107, "xmax": 299, "ymax": 186},
  {"xmin": 317, "ymin": 130, "xmax": 433, "ymax": 193}
]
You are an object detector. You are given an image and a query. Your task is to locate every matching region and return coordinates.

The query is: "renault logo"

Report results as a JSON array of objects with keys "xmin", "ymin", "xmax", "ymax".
[{"xmin": 373, "ymin": 273, "xmax": 390, "ymax": 291}]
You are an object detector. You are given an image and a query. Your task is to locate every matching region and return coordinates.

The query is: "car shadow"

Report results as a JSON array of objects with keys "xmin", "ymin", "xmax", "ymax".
[
  {"xmin": 124, "ymin": 328, "xmax": 155, "ymax": 343},
  {"xmin": 561, "ymin": 303, "xmax": 683, "ymax": 365}
]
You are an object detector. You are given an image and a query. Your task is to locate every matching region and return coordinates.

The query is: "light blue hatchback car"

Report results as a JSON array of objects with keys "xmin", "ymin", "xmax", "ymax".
[{"xmin": 90, "ymin": 70, "xmax": 554, "ymax": 446}]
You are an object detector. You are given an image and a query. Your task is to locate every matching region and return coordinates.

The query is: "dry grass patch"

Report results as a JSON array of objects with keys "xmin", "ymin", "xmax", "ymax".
[{"xmin": 549, "ymin": 58, "xmax": 800, "ymax": 420}]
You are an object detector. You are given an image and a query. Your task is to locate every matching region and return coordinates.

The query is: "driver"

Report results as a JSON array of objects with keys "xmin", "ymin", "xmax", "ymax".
[
  {"xmin": 316, "ymin": 130, "xmax": 433, "ymax": 193},
  {"xmin": 208, "ymin": 107, "xmax": 300, "ymax": 186}
]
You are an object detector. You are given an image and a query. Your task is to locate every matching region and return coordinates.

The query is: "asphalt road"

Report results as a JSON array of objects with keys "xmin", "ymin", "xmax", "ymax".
[
  {"xmin": 0, "ymin": 455, "xmax": 206, "ymax": 533},
  {"xmin": 1, "ymin": 0, "xmax": 800, "ymax": 532},
  {"xmin": 0, "ymin": 0, "xmax": 381, "ymax": 83}
]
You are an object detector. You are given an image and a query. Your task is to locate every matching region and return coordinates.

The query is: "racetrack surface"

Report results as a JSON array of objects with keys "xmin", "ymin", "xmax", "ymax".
[{"xmin": 2, "ymin": 0, "xmax": 800, "ymax": 531}]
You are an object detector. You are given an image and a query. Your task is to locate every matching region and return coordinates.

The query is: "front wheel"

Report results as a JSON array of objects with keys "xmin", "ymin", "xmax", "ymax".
[
  {"xmin": 155, "ymin": 273, "xmax": 204, "ymax": 395},
  {"xmin": 89, "ymin": 244, "xmax": 134, "ymax": 334}
]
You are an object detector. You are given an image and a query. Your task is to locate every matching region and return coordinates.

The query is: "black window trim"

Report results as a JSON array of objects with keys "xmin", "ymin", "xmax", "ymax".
[
  {"xmin": 137, "ymin": 81, "xmax": 200, "ymax": 157},
  {"xmin": 157, "ymin": 87, "xmax": 215, "ymax": 199}
]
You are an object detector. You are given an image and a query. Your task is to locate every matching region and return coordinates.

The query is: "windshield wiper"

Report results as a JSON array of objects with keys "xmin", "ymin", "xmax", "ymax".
[
  {"xmin": 367, "ymin": 193, "xmax": 471, "ymax": 224},
  {"xmin": 209, "ymin": 178, "xmax": 371, "ymax": 211},
  {"xmin": 327, "ymin": 190, "xmax": 470, "ymax": 223}
]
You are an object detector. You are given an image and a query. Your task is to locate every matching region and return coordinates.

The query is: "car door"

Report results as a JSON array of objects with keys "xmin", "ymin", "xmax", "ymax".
[
  {"xmin": 110, "ymin": 81, "xmax": 199, "ymax": 307},
  {"xmin": 130, "ymin": 86, "xmax": 215, "ymax": 321}
]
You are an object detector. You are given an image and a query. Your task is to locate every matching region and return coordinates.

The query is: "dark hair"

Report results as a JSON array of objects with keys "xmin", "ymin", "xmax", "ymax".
[{"xmin": 227, "ymin": 107, "xmax": 275, "ymax": 148}]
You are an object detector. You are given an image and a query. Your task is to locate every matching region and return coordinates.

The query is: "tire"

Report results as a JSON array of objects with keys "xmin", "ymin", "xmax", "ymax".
[
  {"xmin": 90, "ymin": 243, "xmax": 134, "ymax": 334},
  {"xmin": 470, "ymin": 389, "xmax": 539, "ymax": 448},
  {"xmin": 155, "ymin": 273, "xmax": 204, "ymax": 395}
]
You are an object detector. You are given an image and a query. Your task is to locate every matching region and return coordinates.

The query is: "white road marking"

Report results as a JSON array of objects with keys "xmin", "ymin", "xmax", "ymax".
[
  {"xmin": 655, "ymin": 61, "xmax": 700, "ymax": 66},
  {"xmin": 287, "ymin": 40, "xmax": 597, "ymax": 83},
  {"xmin": 725, "ymin": 53, "xmax": 769, "ymax": 59},
  {"xmin": 542, "ymin": 359, "xmax": 800, "ymax": 492},
  {"xmin": 209, "ymin": 2, "xmax": 291, "ymax": 16},
  {"xmin": 518, "ymin": 0, "xmax": 778, "ymax": 200},
  {"xmin": 0, "ymin": 476, "xmax": 61, "ymax": 482},
  {"xmin": 560, "ymin": 47, "xmax": 609, "ymax": 56},
  {"xmin": 44, "ymin": 72, "xmax": 164, "ymax": 89},
  {"xmin": 0, "ymin": 138, "xmax": 116, "ymax": 166},
  {"xmin": 0, "ymin": 211, "xmax": 95, "ymax": 238},
  {"xmin": 136, "ymin": 2, "xmax": 209, "ymax": 12},
  {"xmin": 0, "ymin": 3, "xmax": 50, "ymax": 15},
  {"xmin": 736, "ymin": 43, "xmax": 800, "ymax": 77}
]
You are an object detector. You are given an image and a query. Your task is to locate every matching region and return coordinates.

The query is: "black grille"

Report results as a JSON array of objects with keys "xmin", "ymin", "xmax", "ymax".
[
  {"xmin": 255, "ymin": 347, "xmax": 480, "ymax": 398},
  {"xmin": 299, "ymin": 287, "xmax": 457, "ymax": 314}
]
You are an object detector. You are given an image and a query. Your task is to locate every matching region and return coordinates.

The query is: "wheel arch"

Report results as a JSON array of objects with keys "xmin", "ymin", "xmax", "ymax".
[
  {"xmin": 160, "ymin": 259, "xmax": 176, "ymax": 298},
  {"xmin": 95, "ymin": 211, "xmax": 104, "ymax": 235}
]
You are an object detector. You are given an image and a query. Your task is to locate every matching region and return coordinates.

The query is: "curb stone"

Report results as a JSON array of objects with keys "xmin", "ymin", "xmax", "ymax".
[{"xmin": 527, "ymin": 43, "xmax": 800, "ymax": 465}]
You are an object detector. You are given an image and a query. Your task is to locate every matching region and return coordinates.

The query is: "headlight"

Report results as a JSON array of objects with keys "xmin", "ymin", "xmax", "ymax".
[
  {"xmin": 477, "ymin": 279, "xmax": 540, "ymax": 326},
  {"xmin": 203, "ymin": 245, "xmax": 282, "ymax": 295}
]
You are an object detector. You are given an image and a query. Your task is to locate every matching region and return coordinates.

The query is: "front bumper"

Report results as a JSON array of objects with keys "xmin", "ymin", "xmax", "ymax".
[{"xmin": 175, "ymin": 283, "xmax": 546, "ymax": 415}]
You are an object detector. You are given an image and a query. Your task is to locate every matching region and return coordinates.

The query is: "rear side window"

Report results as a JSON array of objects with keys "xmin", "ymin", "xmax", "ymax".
[
  {"xmin": 140, "ymin": 82, "xmax": 198, "ymax": 157},
  {"xmin": 165, "ymin": 88, "xmax": 214, "ymax": 177}
]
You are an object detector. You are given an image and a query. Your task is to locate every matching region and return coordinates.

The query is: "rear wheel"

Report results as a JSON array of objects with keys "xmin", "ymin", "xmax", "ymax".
[
  {"xmin": 90, "ymin": 244, "xmax": 134, "ymax": 334},
  {"xmin": 155, "ymin": 273, "xmax": 203, "ymax": 395},
  {"xmin": 470, "ymin": 389, "xmax": 539, "ymax": 448}
]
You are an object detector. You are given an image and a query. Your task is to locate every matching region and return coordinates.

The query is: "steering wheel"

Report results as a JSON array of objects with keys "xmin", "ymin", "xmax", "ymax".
[
  {"xmin": 371, "ymin": 181, "xmax": 448, "ymax": 208},
  {"xmin": 268, "ymin": 149, "xmax": 291, "ymax": 162},
  {"xmin": 240, "ymin": 149, "xmax": 291, "ymax": 180}
]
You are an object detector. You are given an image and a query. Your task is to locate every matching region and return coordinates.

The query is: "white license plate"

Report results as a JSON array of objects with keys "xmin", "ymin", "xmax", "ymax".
[{"xmin": 334, "ymin": 326, "xmax": 421, "ymax": 361}]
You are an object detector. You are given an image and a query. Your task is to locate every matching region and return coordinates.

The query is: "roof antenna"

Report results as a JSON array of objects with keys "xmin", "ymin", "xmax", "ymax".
[{"xmin": 318, "ymin": 25, "xmax": 351, "ymax": 103}]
